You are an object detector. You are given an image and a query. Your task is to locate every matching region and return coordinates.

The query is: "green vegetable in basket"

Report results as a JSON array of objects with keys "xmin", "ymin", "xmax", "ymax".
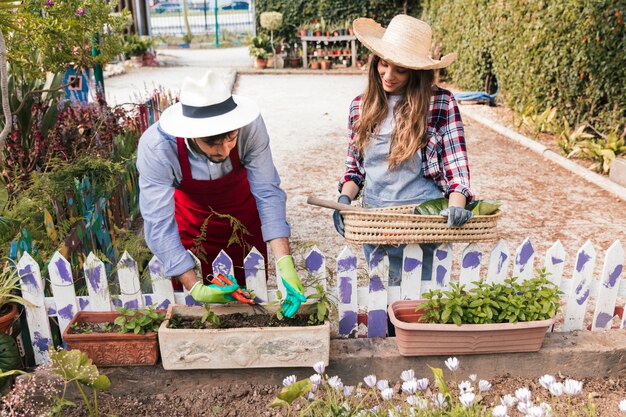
[
  {"xmin": 414, "ymin": 198, "xmax": 449, "ymax": 215},
  {"xmin": 414, "ymin": 198, "xmax": 501, "ymax": 216}
]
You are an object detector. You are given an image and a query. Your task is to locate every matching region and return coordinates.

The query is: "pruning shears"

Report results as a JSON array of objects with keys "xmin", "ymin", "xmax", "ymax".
[{"xmin": 209, "ymin": 273, "xmax": 256, "ymax": 305}]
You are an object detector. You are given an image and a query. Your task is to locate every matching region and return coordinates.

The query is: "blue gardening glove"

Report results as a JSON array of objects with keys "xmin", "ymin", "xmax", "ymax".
[
  {"xmin": 333, "ymin": 195, "xmax": 352, "ymax": 237},
  {"xmin": 277, "ymin": 255, "xmax": 306, "ymax": 318},
  {"xmin": 190, "ymin": 281, "xmax": 239, "ymax": 303},
  {"xmin": 440, "ymin": 206, "xmax": 473, "ymax": 228}
]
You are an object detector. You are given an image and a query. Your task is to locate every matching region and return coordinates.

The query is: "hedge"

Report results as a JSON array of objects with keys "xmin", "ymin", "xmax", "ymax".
[
  {"xmin": 422, "ymin": 0, "xmax": 625, "ymax": 132},
  {"xmin": 255, "ymin": 0, "xmax": 421, "ymax": 43}
]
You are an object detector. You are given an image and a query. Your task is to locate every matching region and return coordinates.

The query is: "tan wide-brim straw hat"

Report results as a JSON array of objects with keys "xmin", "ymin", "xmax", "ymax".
[{"xmin": 353, "ymin": 14, "xmax": 457, "ymax": 70}]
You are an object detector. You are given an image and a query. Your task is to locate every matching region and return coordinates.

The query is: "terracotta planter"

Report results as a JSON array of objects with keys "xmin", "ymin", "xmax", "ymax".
[
  {"xmin": 159, "ymin": 304, "xmax": 330, "ymax": 370},
  {"xmin": 388, "ymin": 300, "xmax": 555, "ymax": 356},
  {"xmin": 310, "ymin": 61, "xmax": 320, "ymax": 70},
  {"xmin": 63, "ymin": 311, "xmax": 160, "ymax": 366},
  {"xmin": 320, "ymin": 60, "xmax": 332, "ymax": 70},
  {"xmin": 254, "ymin": 58, "xmax": 267, "ymax": 69},
  {"xmin": 289, "ymin": 58, "xmax": 301, "ymax": 68},
  {"xmin": 0, "ymin": 304, "xmax": 18, "ymax": 334}
]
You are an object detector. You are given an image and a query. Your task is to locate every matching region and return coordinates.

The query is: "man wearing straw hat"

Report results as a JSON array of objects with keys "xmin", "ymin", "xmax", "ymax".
[
  {"xmin": 137, "ymin": 71, "xmax": 306, "ymax": 318},
  {"xmin": 334, "ymin": 15, "xmax": 475, "ymax": 285}
]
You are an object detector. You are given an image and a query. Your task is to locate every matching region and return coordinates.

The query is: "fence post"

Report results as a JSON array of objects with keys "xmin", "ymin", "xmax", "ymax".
[
  {"xmin": 18, "ymin": 253, "xmax": 53, "ymax": 364},
  {"xmin": 544, "ymin": 240, "xmax": 566, "ymax": 287},
  {"xmin": 486, "ymin": 239, "xmax": 510, "ymax": 284},
  {"xmin": 367, "ymin": 247, "xmax": 389, "ymax": 338},
  {"xmin": 591, "ymin": 240, "xmax": 624, "ymax": 330},
  {"xmin": 148, "ymin": 256, "xmax": 175, "ymax": 310},
  {"xmin": 432, "ymin": 243, "xmax": 453, "ymax": 289},
  {"xmin": 459, "ymin": 243, "xmax": 482, "ymax": 289},
  {"xmin": 562, "ymin": 240, "xmax": 596, "ymax": 331},
  {"xmin": 244, "ymin": 247, "xmax": 267, "ymax": 303},
  {"xmin": 116, "ymin": 251, "xmax": 143, "ymax": 309},
  {"xmin": 48, "ymin": 251, "xmax": 78, "ymax": 338},
  {"xmin": 212, "ymin": 249, "xmax": 234, "ymax": 277},
  {"xmin": 336, "ymin": 246, "xmax": 358, "ymax": 337},
  {"xmin": 83, "ymin": 252, "xmax": 111, "ymax": 311},
  {"xmin": 400, "ymin": 244, "xmax": 423, "ymax": 300},
  {"xmin": 513, "ymin": 238, "xmax": 535, "ymax": 281},
  {"xmin": 304, "ymin": 245, "xmax": 326, "ymax": 295}
]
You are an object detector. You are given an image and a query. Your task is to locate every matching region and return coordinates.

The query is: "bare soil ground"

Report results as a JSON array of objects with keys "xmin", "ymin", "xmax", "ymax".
[
  {"xmin": 62, "ymin": 373, "xmax": 626, "ymax": 416},
  {"xmin": 61, "ymin": 73, "xmax": 625, "ymax": 416}
]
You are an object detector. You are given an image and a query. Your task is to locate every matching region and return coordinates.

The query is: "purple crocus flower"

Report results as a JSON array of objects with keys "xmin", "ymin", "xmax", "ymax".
[
  {"xmin": 45, "ymin": 0, "xmax": 54, "ymax": 7},
  {"xmin": 74, "ymin": 7, "xmax": 86, "ymax": 16}
]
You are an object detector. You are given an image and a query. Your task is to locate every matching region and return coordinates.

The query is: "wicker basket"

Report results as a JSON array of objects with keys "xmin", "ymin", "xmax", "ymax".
[{"xmin": 342, "ymin": 204, "xmax": 501, "ymax": 244}]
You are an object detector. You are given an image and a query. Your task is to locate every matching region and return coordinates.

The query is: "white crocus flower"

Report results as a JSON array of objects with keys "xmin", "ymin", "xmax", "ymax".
[
  {"xmin": 433, "ymin": 393, "xmax": 448, "ymax": 408},
  {"xmin": 501, "ymin": 394, "xmax": 518, "ymax": 407},
  {"xmin": 515, "ymin": 387, "xmax": 532, "ymax": 403},
  {"xmin": 415, "ymin": 377, "xmax": 429, "ymax": 390},
  {"xmin": 310, "ymin": 383, "xmax": 318, "ymax": 393},
  {"xmin": 539, "ymin": 402, "xmax": 552, "ymax": 416},
  {"xmin": 469, "ymin": 373, "xmax": 477, "ymax": 381},
  {"xmin": 479, "ymin": 379, "xmax": 492, "ymax": 392},
  {"xmin": 563, "ymin": 379, "xmax": 583, "ymax": 396},
  {"xmin": 381, "ymin": 387, "xmax": 394, "ymax": 401},
  {"xmin": 310, "ymin": 374, "xmax": 322, "ymax": 385},
  {"xmin": 376, "ymin": 379, "xmax": 389, "ymax": 391},
  {"xmin": 364, "ymin": 374, "xmax": 377, "ymax": 387},
  {"xmin": 445, "ymin": 357, "xmax": 460, "ymax": 371},
  {"xmin": 619, "ymin": 399, "xmax": 626, "ymax": 412},
  {"xmin": 282, "ymin": 375, "xmax": 296, "ymax": 386},
  {"xmin": 458, "ymin": 380, "xmax": 474, "ymax": 394},
  {"xmin": 401, "ymin": 369, "xmax": 415, "ymax": 382},
  {"xmin": 406, "ymin": 395, "xmax": 419, "ymax": 406},
  {"xmin": 343, "ymin": 386, "xmax": 355, "ymax": 396},
  {"xmin": 328, "ymin": 376, "xmax": 343, "ymax": 390},
  {"xmin": 313, "ymin": 361, "xmax": 325, "ymax": 374},
  {"xmin": 549, "ymin": 382, "xmax": 564, "ymax": 396},
  {"xmin": 304, "ymin": 391, "xmax": 315, "ymax": 401},
  {"xmin": 402, "ymin": 379, "xmax": 418, "ymax": 394},
  {"xmin": 525, "ymin": 405, "xmax": 544, "ymax": 417},
  {"xmin": 459, "ymin": 392, "xmax": 476, "ymax": 407},
  {"xmin": 517, "ymin": 401, "xmax": 533, "ymax": 414},
  {"xmin": 492, "ymin": 405, "xmax": 509, "ymax": 417},
  {"xmin": 538, "ymin": 374, "xmax": 556, "ymax": 390}
]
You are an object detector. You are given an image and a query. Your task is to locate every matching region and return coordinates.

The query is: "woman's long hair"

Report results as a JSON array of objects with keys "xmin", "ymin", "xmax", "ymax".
[{"xmin": 353, "ymin": 55, "xmax": 435, "ymax": 169}]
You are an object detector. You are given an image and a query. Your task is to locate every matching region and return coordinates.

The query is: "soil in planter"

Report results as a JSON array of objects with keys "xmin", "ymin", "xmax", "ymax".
[
  {"xmin": 69, "ymin": 322, "xmax": 122, "ymax": 334},
  {"xmin": 167, "ymin": 313, "xmax": 312, "ymax": 329}
]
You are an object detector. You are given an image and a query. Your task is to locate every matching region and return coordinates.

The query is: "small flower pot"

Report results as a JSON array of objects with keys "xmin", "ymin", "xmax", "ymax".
[
  {"xmin": 388, "ymin": 300, "xmax": 555, "ymax": 356},
  {"xmin": 63, "ymin": 311, "xmax": 161, "ymax": 366},
  {"xmin": 310, "ymin": 61, "xmax": 320, "ymax": 70},
  {"xmin": 158, "ymin": 304, "xmax": 330, "ymax": 370},
  {"xmin": 0, "ymin": 304, "xmax": 19, "ymax": 334},
  {"xmin": 289, "ymin": 58, "xmax": 301, "ymax": 68},
  {"xmin": 320, "ymin": 60, "xmax": 332, "ymax": 70},
  {"xmin": 254, "ymin": 58, "xmax": 267, "ymax": 69}
]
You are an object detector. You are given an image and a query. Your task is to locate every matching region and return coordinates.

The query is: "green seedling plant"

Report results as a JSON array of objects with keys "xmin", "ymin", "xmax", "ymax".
[
  {"xmin": 113, "ymin": 305, "xmax": 165, "ymax": 334},
  {"xmin": 419, "ymin": 269, "xmax": 562, "ymax": 325},
  {"xmin": 201, "ymin": 303, "xmax": 222, "ymax": 328},
  {"xmin": 48, "ymin": 348, "xmax": 110, "ymax": 417},
  {"xmin": 306, "ymin": 284, "xmax": 337, "ymax": 326}
]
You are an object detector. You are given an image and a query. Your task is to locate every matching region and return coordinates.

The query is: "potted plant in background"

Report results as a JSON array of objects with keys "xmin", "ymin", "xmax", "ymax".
[
  {"xmin": 124, "ymin": 34, "xmax": 152, "ymax": 66},
  {"xmin": 0, "ymin": 260, "xmax": 31, "ymax": 335},
  {"xmin": 248, "ymin": 34, "xmax": 272, "ymax": 69},
  {"xmin": 63, "ymin": 305, "xmax": 166, "ymax": 366},
  {"xmin": 388, "ymin": 270, "xmax": 561, "ymax": 356}
]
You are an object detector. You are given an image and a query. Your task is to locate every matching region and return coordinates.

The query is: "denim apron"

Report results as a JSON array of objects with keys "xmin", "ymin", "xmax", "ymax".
[{"xmin": 362, "ymin": 127, "xmax": 443, "ymax": 285}]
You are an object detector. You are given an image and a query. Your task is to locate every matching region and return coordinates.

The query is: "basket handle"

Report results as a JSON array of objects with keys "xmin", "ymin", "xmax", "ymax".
[{"xmin": 306, "ymin": 196, "xmax": 368, "ymax": 212}]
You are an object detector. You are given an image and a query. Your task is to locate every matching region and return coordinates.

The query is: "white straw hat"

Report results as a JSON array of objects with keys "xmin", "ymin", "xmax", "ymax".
[
  {"xmin": 353, "ymin": 15, "xmax": 457, "ymax": 70},
  {"xmin": 159, "ymin": 71, "xmax": 260, "ymax": 138}
]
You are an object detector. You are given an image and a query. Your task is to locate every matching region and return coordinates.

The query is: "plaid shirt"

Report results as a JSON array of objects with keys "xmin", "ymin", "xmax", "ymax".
[{"xmin": 339, "ymin": 87, "xmax": 474, "ymax": 201}]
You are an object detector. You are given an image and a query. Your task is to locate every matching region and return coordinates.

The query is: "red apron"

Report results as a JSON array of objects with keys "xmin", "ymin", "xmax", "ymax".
[{"xmin": 173, "ymin": 137, "xmax": 267, "ymax": 288}]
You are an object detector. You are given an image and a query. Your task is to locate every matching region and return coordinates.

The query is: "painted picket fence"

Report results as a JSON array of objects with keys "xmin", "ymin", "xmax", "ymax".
[{"xmin": 19, "ymin": 238, "xmax": 625, "ymax": 365}]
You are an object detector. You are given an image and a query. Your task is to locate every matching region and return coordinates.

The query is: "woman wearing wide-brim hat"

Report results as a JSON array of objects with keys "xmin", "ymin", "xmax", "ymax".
[{"xmin": 333, "ymin": 15, "xmax": 475, "ymax": 285}]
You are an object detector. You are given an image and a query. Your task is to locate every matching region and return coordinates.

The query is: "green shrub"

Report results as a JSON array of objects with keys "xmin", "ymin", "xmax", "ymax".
[{"xmin": 422, "ymin": 0, "xmax": 625, "ymax": 133}]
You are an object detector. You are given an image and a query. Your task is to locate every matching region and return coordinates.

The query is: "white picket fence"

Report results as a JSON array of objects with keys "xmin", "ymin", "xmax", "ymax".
[{"xmin": 18, "ymin": 238, "xmax": 625, "ymax": 365}]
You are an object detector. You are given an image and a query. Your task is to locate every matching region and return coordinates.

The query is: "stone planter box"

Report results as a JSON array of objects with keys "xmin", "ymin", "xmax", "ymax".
[
  {"xmin": 159, "ymin": 304, "xmax": 330, "ymax": 370},
  {"xmin": 63, "ymin": 311, "xmax": 160, "ymax": 366},
  {"xmin": 388, "ymin": 300, "xmax": 555, "ymax": 356}
]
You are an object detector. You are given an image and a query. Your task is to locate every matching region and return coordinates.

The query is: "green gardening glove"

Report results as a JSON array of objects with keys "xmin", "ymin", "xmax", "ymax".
[
  {"xmin": 277, "ymin": 255, "xmax": 306, "ymax": 318},
  {"xmin": 189, "ymin": 281, "xmax": 238, "ymax": 303}
]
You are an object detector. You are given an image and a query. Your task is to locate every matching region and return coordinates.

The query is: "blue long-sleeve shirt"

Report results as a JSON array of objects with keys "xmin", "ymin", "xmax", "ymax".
[{"xmin": 136, "ymin": 114, "xmax": 290, "ymax": 277}]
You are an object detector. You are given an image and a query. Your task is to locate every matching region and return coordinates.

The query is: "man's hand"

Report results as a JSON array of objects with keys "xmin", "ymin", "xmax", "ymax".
[
  {"xmin": 440, "ymin": 206, "xmax": 473, "ymax": 227},
  {"xmin": 333, "ymin": 195, "xmax": 352, "ymax": 237},
  {"xmin": 277, "ymin": 255, "xmax": 306, "ymax": 318},
  {"xmin": 189, "ymin": 281, "xmax": 239, "ymax": 303}
]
